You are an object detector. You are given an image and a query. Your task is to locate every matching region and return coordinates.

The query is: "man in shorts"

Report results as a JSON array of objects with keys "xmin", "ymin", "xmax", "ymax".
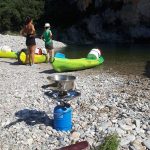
[{"xmin": 41, "ymin": 23, "xmax": 54, "ymax": 63}]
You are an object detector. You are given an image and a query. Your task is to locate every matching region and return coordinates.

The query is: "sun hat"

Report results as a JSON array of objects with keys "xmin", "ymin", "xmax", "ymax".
[{"xmin": 44, "ymin": 23, "xmax": 50, "ymax": 28}]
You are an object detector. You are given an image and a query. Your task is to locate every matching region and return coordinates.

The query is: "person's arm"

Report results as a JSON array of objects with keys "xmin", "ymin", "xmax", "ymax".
[
  {"xmin": 31, "ymin": 24, "xmax": 35, "ymax": 35},
  {"xmin": 41, "ymin": 32, "xmax": 45, "ymax": 41},
  {"xmin": 20, "ymin": 27, "xmax": 26, "ymax": 37},
  {"xmin": 50, "ymin": 30, "xmax": 52, "ymax": 39}
]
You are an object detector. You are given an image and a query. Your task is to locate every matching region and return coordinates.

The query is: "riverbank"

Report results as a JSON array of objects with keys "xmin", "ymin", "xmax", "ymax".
[
  {"xmin": 0, "ymin": 57, "xmax": 150, "ymax": 150},
  {"xmin": 0, "ymin": 34, "xmax": 66, "ymax": 52},
  {"xmin": 0, "ymin": 34, "xmax": 150, "ymax": 150}
]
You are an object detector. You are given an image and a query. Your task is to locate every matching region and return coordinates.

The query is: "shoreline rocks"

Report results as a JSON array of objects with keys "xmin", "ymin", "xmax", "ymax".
[
  {"xmin": 0, "ymin": 58, "xmax": 149, "ymax": 150},
  {"xmin": 0, "ymin": 34, "xmax": 150, "ymax": 150}
]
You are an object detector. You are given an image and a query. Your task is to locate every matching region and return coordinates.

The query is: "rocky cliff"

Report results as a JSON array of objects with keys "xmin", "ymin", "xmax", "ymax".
[{"xmin": 45, "ymin": 0, "xmax": 150, "ymax": 44}]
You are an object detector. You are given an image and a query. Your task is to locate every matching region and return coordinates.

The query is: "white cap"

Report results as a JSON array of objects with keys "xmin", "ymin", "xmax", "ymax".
[{"xmin": 44, "ymin": 23, "xmax": 50, "ymax": 28}]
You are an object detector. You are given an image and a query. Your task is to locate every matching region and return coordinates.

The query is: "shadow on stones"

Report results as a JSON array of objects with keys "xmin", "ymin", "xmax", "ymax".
[
  {"xmin": 39, "ymin": 68, "xmax": 83, "ymax": 74},
  {"xmin": 41, "ymin": 82, "xmax": 58, "ymax": 89},
  {"xmin": 4, "ymin": 109, "xmax": 53, "ymax": 128},
  {"xmin": 0, "ymin": 60, "xmax": 21, "ymax": 65},
  {"xmin": 9, "ymin": 61, "xmax": 20, "ymax": 65},
  {"xmin": 143, "ymin": 61, "xmax": 150, "ymax": 78},
  {"xmin": 44, "ymin": 90, "xmax": 59, "ymax": 99},
  {"xmin": 39, "ymin": 69, "xmax": 56, "ymax": 74}
]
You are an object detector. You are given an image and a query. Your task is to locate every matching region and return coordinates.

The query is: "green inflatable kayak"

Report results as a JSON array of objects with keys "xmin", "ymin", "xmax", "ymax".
[
  {"xmin": 52, "ymin": 54, "xmax": 104, "ymax": 72},
  {"xmin": 0, "ymin": 51, "xmax": 17, "ymax": 58}
]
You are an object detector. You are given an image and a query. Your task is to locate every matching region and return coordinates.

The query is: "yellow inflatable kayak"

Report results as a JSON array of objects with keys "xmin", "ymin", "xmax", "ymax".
[
  {"xmin": 0, "ymin": 51, "xmax": 17, "ymax": 58},
  {"xmin": 18, "ymin": 49, "xmax": 47, "ymax": 64}
]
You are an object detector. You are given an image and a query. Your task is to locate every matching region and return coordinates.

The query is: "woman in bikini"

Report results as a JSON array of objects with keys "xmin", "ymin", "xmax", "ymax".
[{"xmin": 20, "ymin": 16, "xmax": 36, "ymax": 66}]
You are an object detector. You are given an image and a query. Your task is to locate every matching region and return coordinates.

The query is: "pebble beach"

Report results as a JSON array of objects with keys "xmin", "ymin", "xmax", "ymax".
[{"xmin": 0, "ymin": 34, "xmax": 150, "ymax": 150}]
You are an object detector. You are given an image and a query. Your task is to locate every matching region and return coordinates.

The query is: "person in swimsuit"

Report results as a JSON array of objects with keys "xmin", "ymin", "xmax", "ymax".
[
  {"xmin": 41, "ymin": 23, "xmax": 54, "ymax": 63},
  {"xmin": 20, "ymin": 16, "xmax": 36, "ymax": 65}
]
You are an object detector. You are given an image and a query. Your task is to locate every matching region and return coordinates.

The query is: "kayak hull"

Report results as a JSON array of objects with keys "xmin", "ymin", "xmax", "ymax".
[
  {"xmin": 0, "ymin": 51, "xmax": 17, "ymax": 58},
  {"xmin": 52, "ymin": 57, "xmax": 104, "ymax": 72},
  {"xmin": 18, "ymin": 51, "xmax": 47, "ymax": 64}
]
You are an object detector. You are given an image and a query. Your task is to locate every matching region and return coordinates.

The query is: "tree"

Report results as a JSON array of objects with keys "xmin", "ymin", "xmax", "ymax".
[{"xmin": 0, "ymin": 0, "xmax": 45, "ymax": 32}]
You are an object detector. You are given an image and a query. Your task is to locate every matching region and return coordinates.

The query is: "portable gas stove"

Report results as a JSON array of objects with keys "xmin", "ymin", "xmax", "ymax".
[{"xmin": 47, "ymin": 75, "xmax": 81, "ymax": 131}]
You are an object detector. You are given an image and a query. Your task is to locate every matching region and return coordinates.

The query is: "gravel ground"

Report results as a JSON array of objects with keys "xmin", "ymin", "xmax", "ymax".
[{"xmin": 0, "ymin": 34, "xmax": 150, "ymax": 150}]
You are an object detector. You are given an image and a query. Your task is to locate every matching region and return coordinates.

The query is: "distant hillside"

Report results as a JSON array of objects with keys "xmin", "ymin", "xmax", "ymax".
[
  {"xmin": 45, "ymin": 0, "xmax": 150, "ymax": 44},
  {"xmin": 0, "ymin": 0, "xmax": 150, "ymax": 44}
]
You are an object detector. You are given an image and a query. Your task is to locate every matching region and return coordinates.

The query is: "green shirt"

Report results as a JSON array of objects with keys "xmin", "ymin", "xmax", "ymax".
[{"xmin": 43, "ymin": 29, "xmax": 52, "ymax": 45}]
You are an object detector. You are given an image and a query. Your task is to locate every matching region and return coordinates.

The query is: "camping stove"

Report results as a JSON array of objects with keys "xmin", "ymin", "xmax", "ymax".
[
  {"xmin": 47, "ymin": 75, "xmax": 81, "ymax": 131},
  {"xmin": 46, "ymin": 89, "xmax": 81, "ymax": 105},
  {"xmin": 47, "ymin": 75, "xmax": 80, "ymax": 104}
]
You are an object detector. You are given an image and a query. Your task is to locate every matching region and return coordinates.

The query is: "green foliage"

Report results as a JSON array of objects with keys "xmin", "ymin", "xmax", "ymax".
[
  {"xmin": 0, "ymin": 0, "xmax": 44, "ymax": 32},
  {"xmin": 96, "ymin": 134, "xmax": 120, "ymax": 150}
]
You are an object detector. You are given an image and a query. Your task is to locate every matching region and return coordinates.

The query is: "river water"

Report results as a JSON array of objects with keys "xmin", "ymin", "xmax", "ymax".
[{"xmin": 58, "ymin": 44, "xmax": 150, "ymax": 77}]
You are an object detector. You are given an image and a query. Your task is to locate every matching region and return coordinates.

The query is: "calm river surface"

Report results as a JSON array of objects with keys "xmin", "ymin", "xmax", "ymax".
[{"xmin": 58, "ymin": 44, "xmax": 150, "ymax": 76}]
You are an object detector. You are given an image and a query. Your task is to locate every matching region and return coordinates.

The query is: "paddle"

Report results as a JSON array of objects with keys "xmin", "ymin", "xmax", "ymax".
[{"xmin": 55, "ymin": 52, "xmax": 65, "ymax": 58}]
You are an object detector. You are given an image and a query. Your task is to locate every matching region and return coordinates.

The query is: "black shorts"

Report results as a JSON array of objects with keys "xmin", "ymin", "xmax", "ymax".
[
  {"xmin": 45, "ymin": 42, "xmax": 53, "ymax": 50},
  {"xmin": 26, "ymin": 35, "xmax": 36, "ymax": 46}
]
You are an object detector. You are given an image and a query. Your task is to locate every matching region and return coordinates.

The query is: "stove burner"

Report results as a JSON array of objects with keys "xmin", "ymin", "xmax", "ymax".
[
  {"xmin": 58, "ymin": 91, "xmax": 68, "ymax": 97},
  {"xmin": 46, "ymin": 90, "xmax": 81, "ymax": 102}
]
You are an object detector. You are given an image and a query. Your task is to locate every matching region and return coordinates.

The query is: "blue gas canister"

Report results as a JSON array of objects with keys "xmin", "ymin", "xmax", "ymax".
[{"xmin": 53, "ymin": 104, "xmax": 72, "ymax": 131}]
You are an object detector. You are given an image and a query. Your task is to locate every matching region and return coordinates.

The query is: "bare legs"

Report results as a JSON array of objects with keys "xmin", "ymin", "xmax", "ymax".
[
  {"xmin": 30, "ymin": 45, "xmax": 36, "ymax": 65},
  {"xmin": 46, "ymin": 49, "xmax": 50, "ymax": 63},
  {"xmin": 46, "ymin": 49, "xmax": 54, "ymax": 63},
  {"xmin": 25, "ymin": 51, "xmax": 30, "ymax": 64},
  {"xmin": 49, "ymin": 49, "xmax": 54, "ymax": 62},
  {"xmin": 25, "ymin": 45, "xmax": 36, "ymax": 65}
]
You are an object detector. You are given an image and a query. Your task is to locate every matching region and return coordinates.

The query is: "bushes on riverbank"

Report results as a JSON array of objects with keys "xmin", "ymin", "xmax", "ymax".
[{"xmin": 0, "ymin": 0, "xmax": 44, "ymax": 32}]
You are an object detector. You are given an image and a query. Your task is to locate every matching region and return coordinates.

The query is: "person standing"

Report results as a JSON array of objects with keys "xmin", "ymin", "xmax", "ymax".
[
  {"xmin": 20, "ymin": 16, "xmax": 36, "ymax": 65},
  {"xmin": 41, "ymin": 23, "xmax": 54, "ymax": 63}
]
